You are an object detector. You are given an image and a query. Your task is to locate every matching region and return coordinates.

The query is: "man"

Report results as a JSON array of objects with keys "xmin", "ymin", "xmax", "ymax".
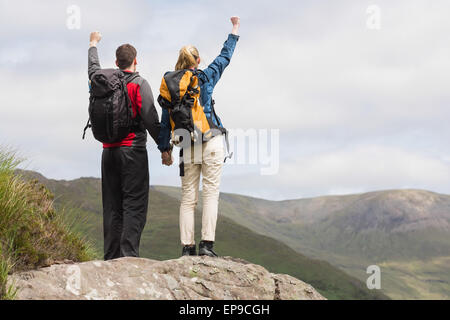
[{"xmin": 88, "ymin": 31, "xmax": 166, "ymax": 260}]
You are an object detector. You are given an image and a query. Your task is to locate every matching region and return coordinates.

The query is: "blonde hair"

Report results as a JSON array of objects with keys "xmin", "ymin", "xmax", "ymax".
[{"xmin": 175, "ymin": 45, "xmax": 200, "ymax": 70}]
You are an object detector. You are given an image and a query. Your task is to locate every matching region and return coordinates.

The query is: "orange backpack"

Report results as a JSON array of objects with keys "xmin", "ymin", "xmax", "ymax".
[{"xmin": 158, "ymin": 69, "xmax": 220, "ymax": 145}]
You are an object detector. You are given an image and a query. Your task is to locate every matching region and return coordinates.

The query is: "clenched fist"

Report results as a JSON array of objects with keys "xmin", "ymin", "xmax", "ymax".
[
  {"xmin": 230, "ymin": 16, "xmax": 240, "ymax": 35},
  {"xmin": 231, "ymin": 16, "xmax": 240, "ymax": 27},
  {"xmin": 89, "ymin": 31, "xmax": 102, "ymax": 47}
]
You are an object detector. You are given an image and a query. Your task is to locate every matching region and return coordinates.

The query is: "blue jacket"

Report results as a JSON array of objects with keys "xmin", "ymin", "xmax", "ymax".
[{"xmin": 157, "ymin": 33, "xmax": 240, "ymax": 152}]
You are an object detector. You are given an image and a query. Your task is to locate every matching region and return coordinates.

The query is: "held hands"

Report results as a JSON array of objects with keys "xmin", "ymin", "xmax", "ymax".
[
  {"xmin": 231, "ymin": 16, "xmax": 240, "ymax": 35},
  {"xmin": 162, "ymin": 150, "xmax": 173, "ymax": 166},
  {"xmin": 89, "ymin": 31, "xmax": 102, "ymax": 47}
]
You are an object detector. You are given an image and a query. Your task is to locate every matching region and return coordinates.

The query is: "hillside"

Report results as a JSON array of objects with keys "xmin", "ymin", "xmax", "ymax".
[
  {"xmin": 19, "ymin": 170, "xmax": 387, "ymax": 300},
  {"xmin": 153, "ymin": 186, "xmax": 450, "ymax": 299},
  {"xmin": 0, "ymin": 151, "xmax": 93, "ymax": 300}
]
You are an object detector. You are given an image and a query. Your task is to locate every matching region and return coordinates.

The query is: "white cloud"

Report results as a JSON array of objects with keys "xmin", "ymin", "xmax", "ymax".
[
  {"xmin": 215, "ymin": 0, "xmax": 450, "ymax": 134},
  {"xmin": 221, "ymin": 145, "xmax": 450, "ymax": 200},
  {"xmin": 280, "ymin": 145, "xmax": 450, "ymax": 188},
  {"xmin": 1, "ymin": 0, "xmax": 450, "ymax": 200}
]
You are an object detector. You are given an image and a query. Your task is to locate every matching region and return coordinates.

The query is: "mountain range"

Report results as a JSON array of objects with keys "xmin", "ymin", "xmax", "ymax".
[
  {"xmin": 155, "ymin": 186, "xmax": 450, "ymax": 299},
  {"xmin": 20, "ymin": 170, "xmax": 450, "ymax": 299}
]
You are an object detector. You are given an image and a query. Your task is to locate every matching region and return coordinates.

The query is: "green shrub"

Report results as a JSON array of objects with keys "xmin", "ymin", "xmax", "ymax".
[{"xmin": 0, "ymin": 149, "xmax": 95, "ymax": 300}]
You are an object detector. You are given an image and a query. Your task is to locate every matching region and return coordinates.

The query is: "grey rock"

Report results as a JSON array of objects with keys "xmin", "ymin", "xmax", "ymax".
[{"xmin": 9, "ymin": 256, "xmax": 326, "ymax": 300}]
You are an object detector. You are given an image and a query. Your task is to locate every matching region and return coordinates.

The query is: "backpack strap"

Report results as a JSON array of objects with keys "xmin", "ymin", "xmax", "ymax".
[
  {"xmin": 123, "ymin": 72, "xmax": 146, "ymax": 132},
  {"xmin": 195, "ymin": 69, "xmax": 209, "ymax": 86},
  {"xmin": 125, "ymin": 73, "xmax": 140, "ymax": 84},
  {"xmin": 223, "ymin": 129, "xmax": 233, "ymax": 163},
  {"xmin": 210, "ymin": 98, "xmax": 233, "ymax": 162},
  {"xmin": 179, "ymin": 148, "xmax": 185, "ymax": 177},
  {"xmin": 82, "ymin": 118, "xmax": 91, "ymax": 140},
  {"xmin": 186, "ymin": 70, "xmax": 200, "ymax": 96},
  {"xmin": 210, "ymin": 99, "xmax": 224, "ymax": 129}
]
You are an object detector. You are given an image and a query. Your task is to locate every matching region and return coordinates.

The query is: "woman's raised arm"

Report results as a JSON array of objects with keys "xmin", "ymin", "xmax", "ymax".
[{"xmin": 201, "ymin": 17, "xmax": 241, "ymax": 87}]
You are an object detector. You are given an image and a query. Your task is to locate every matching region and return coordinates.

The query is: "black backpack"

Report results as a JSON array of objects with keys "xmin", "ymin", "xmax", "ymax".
[{"xmin": 83, "ymin": 69, "xmax": 139, "ymax": 144}]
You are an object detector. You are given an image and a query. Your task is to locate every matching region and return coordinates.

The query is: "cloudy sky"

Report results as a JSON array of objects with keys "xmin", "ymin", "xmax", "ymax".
[{"xmin": 1, "ymin": 0, "xmax": 449, "ymax": 200}]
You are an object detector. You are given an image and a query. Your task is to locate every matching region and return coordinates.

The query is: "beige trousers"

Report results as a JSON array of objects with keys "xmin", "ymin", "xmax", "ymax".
[{"xmin": 180, "ymin": 135, "xmax": 224, "ymax": 245}]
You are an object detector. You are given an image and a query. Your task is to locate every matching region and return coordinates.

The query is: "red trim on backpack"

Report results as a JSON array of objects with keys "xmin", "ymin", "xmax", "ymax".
[
  {"xmin": 127, "ymin": 82, "xmax": 141, "ymax": 118},
  {"xmin": 103, "ymin": 132, "xmax": 136, "ymax": 148},
  {"xmin": 102, "ymin": 79, "xmax": 141, "ymax": 148},
  {"xmin": 135, "ymin": 84, "xmax": 143, "ymax": 115}
]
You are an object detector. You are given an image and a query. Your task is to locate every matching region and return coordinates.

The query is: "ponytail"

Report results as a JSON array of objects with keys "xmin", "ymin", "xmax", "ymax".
[{"xmin": 175, "ymin": 45, "xmax": 200, "ymax": 70}]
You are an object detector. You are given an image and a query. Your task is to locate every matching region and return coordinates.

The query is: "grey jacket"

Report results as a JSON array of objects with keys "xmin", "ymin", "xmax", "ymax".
[{"xmin": 88, "ymin": 46, "xmax": 160, "ymax": 148}]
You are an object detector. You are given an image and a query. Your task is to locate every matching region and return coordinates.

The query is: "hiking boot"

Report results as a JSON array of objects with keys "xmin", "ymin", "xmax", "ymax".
[
  {"xmin": 182, "ymin": 245, "xmax": 197, "ymax": 257},
  {"xmin": 198, "ymin": 241, "xmax": 218, "ymax": 257}
]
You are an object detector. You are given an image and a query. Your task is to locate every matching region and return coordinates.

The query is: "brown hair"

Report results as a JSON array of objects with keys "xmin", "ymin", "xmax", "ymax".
[
  {"xmin": 116, "ymin": 44, "xmax": 137, "ymax": 70},
  {"xmin": 175, "ymin": 45, "xmax": 200, "ymax": 70}
]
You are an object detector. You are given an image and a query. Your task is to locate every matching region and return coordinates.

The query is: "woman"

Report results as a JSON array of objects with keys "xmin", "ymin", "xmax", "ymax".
[{"xmin": 158, "ymin": 16, "xmax": 240, "ymax": 257}]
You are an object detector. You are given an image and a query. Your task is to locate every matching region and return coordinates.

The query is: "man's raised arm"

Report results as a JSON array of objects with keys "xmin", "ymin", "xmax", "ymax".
[{"xmin": 88, "ymin": 31, "xmax": 102, "ymax": 79}]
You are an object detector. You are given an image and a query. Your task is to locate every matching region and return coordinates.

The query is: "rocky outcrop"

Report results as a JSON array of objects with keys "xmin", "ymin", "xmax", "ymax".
[{"xmin": 9, "ymin": 256, "xmax": 325, "ymax": 300}]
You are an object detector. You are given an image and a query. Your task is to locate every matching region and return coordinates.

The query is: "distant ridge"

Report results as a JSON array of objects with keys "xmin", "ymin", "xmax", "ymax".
[
  {"xmin": 22, "ymin": 169, "xmax": 450, "ymax": 299},
  {"xmin": 16, "ymin": 169, "xmax": 388, "ymax": 300}
]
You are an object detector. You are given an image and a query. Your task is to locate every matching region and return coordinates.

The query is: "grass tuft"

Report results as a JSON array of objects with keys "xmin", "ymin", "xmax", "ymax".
[{"xmin": 0, "ymin": 148, "xmax": 95, "ymax": 300}]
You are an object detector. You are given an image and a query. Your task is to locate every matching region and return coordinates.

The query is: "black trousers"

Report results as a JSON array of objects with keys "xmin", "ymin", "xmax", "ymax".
[{"xmin": 101, "ymin": 147, "xmax": 149, "ymax": 260}]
